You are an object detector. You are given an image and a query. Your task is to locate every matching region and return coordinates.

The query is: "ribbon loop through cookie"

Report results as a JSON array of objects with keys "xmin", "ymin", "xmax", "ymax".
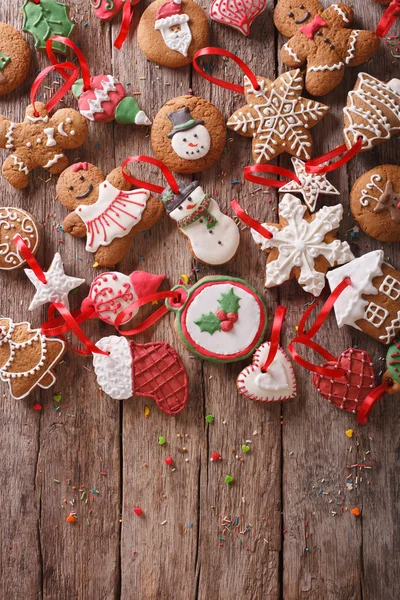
[
  {"xmin": 260, "ymin": 306, "xmax": 286, "ymax": 374},
  {"xmin": 193, "ymin": 47, "xmax": 260, "ymax": 94},
  {"xmin": 122, "ymin": 155, "xmax": 180, "ymax": 195},
  {"xmin": 45, "ymin": 36, "xmax": 92, "ymax": 91},
  {"xmin": 30, "ymin": 61, "xmax": 79, "ymax": 117}
]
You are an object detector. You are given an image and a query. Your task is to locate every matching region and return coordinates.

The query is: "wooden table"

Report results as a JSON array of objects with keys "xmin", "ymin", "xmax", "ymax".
[{"xmin": 0, "ymin": 1, "xmax": 399, "ymax": 598}]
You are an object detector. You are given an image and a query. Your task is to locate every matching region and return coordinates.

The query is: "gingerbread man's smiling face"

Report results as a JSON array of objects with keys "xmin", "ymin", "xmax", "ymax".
[
  {"xmin": 57, "ymin": 162, "xmax": 105, "ymax": 210},
  {"xmin": 274, "ymin": 0, "xmax": 321, "ymax": 37}
]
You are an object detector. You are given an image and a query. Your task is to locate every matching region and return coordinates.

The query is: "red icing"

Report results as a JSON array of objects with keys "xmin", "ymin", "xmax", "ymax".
[
  {"xmin": 300, "ymin": 15, "xmax": 327, "ymax": 39},
  {"xmin": 78, "ymin": 74, "xmax": 126, "ymax": 123},
  {"xmin": 130, "ymin": 272, "xmax": 165, "ymax": 299},
  {"xmin": 210, "ymin": 0, "xmax": 267, "ymax": 36},
  {"xmin": 72, "ymin": 162, "xmax": 88, "ymax": 172},
  {"xmin": 91, "ymin": 0, "xmax": 124, "ymax": 21},
  {"xmin": 156, "ymin": 0, "xmax": 183, "ymax": 21}
]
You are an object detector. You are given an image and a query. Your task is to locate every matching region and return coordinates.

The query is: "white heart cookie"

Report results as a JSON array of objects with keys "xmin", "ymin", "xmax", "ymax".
[{"xmin": 236, "ymin": 342, "xmax": 296, "ymax": 402}]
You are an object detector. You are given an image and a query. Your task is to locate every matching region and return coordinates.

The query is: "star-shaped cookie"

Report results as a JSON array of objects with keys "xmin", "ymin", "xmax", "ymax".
[
  {"xmin": 279, "ymin": 157, "xmax": 340, "ymax": 212},
  {"xmin": 375, "ymin": 181, "xmax": 400, "ymax": 224},
  {"xmin": 25, "ymin": 252, "xmax": 85, "ymax": 311},
  {"xmin": 227, "ymin": 69, "xmax": 329, "ymax": 164}
]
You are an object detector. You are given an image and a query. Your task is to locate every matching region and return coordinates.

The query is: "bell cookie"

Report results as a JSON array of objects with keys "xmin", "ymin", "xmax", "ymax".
[
  {"xmin": 273, "ymin": 1, "xmax": 380, "ymax": 97},
  {"xmin": 56, "ymin": 162, "xmax": 164, "ymax": 267},
  {"xmin": 138, "ymin": 0, "xmax": 209, "ymax": 68},
  {"xmin": 350, "ymin": 165, "xmax": 400, "ymax": 243},
  {"xmin": 327, "ymin": 250, "xmax": 400, "ymax": 345},
  {"xmin": 0, "ymin": 317, "xmax": 65, "ymax": 400},
  {"xmin": 0, "ymin": 102, "xmax": 88, "ymax": 189},
  {"xmin": 151, "ymin": 95, "xmax": 226, "ymax": 174},
  {"xmin": 227, "ymin": 69, "xmax": 329, "ymax": 164},
  {"xmin": 21, "ymin": 0, "xmax": 75, "ymax": 55},
  {"xmin": 0, "ymin": 23, "xmax": 30, "ymax": 96},
  {"xmin": 343, "ymin": 73, "xmax": 400, "ymax": 152},
  {"xmin": 251, "ymin": 193, "xmax": 354, "ymax": 297},
  {"xmin": 0, "ymin": 207, "xmax": 40, "ymax": 270},
  {"xmin": 210, "ymin": 0, "xmax": 267, "ymax": 36}
]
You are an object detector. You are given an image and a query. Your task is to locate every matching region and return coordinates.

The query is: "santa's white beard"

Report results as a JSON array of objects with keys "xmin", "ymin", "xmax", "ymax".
[{"xmin": 160, "ymin": 23, "xmax": 192, "ymax": 57}]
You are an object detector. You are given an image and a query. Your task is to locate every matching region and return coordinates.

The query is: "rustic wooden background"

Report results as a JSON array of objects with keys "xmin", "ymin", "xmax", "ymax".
[{"xmin": 0, "ymin": 1, "xmax": 399, "ymax": 599}]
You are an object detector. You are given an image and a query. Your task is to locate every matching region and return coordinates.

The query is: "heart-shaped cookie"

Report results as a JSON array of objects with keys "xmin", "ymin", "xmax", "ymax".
[
  {"xmin": 312, "ymin": 348, "xmax": 376, "ymax": 413},
  {"xmin": 236, "ymin": 342, "xmax": 296, "ymax": 402}
]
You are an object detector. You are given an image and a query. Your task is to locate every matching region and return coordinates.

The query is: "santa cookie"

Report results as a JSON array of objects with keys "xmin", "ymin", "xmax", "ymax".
[
  {"xmin": 351, "ymin": 165, "xmax": 400, "ymax": 243},
  {"xmin": 161, "ymin": 180, "xmax": 240, "ymax": 265},
  {"xmin": 92, "ymin": 336, "xmax": 189, "ymax": 415},
  {"xmin": 0, "ymin": 317, "xmax": 65, "ymax": 400},
  {"xmin": 0, "ymin": 102, "xmax": 88, "ymax": 189},
  {"xmin": 227, "ymin": 70, "xmax": 329, "ymax": 164},
  {"xmin": 138, "ymin": 0, "xmax": 209, "ymax": 68},
  {"xmin": 0, "ymin": 208, "xmax": 40, "ymax": 271},
  {"xmin": 326, "ymin": 250, "xmax": 400, "ymax": 345},
  {"xmin": 151, "ymin": 96, "xmax": 226, "ymax": 174},
  {"xmin": 56, "ymin": 162, "xmax": 164, "ymax": 267},
  {"xmin": 0, "ymin": 23, "xmax": 30, "ymax": 96},
  {"xmin": 210, "ymin": 0, "xmax": 267, "ymax": 36},
  {"xmin": 251, "ymin": 193, "xmax": 354, "ymax": 297},
  {"xmin": 273, "ymin": 1, "xmax": 380, "ymax": 97},
  {"xmin": 343, "ymin": 74, "xmax": 400, "ymax": 152}
]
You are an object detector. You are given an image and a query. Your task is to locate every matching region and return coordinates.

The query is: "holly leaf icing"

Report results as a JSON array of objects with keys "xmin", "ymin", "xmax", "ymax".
[
  {"xmin": 194, "ymin": 312, "xmax": 222, "ymax": 335},
  {"xmin": 72, "ymin": 78, "xmax": 84, "ymax": 99},
  {"xmin": 217, "ymin": 288, "xmax": 241, "ymax": 314},
  {"xmin": 21, "ymin": 0, "xmax": 75, "ymax": 55},
  {"xmin": 115, "ymin": 97, "xmax": 140, "ymax": 124}
]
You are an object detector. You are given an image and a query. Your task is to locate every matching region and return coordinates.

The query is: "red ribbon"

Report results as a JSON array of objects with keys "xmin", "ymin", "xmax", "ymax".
[
  {"xmin": 300, "ymin": 15, "xmax": 327, "ymax": 39},
  {"xmin": 30, "ymin": 62, "xmax": 79, "ymax": 117},
  {"xmin": 114, "ymin": 0, "xmax": 140, "ymax": 50},
  {"xmin": 376, "ymin": 0, "xmax": 400, "ymax": 37},
  {"xmin": 305, "ymin": 139, "xmax": 363, "ymax": 175},
  {"xmin": 46, "ymin": 36, "xmax": 91, "ymax": 91},
  {"xmin": 261, "ymin": 306, "xmax": 286, "ymax": 373},
  {"xmin": 12, "ymin": 234, "xmax": 47, "ymax": 284},
  {"xmin": 193, "ymin": 47, "xmax": 260, "ymax": 94},
  {"xmin": 114, "ymin": 290, "xmax": 180, "ymax": 336},
  {"xmin": 244, "ymin": 164, "xmax": 300, "ymax": 188},
  {"xmin": 230, "ymin": 199, "xmax": 273, "ymax": 239},
  {"xmin": 122, "ymin": 155, "xmax": 180, "ymax": 195},
  {"xmin": 356, "ymin": 380, "xmax": 392, "ymax": 424},
  {"xmin": 42, "ymin": 306, "xmax": 95, "ymax": 337}
]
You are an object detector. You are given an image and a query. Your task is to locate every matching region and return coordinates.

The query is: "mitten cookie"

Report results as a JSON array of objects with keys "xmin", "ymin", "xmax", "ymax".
[
  {"xmin": 273, "ymin": 1, "xmax": 380, "ymax": 96},
  {"xmin": 351, "ymin": 165, "xmax": 400, "ymax": 242},
  {"xmin": 0, "ymin": 317, "xmax": 65, "ymax": 399},
  {"xmin": 0, "ymin": 102, "xmax": 88, "ymax": 189},
  {"xmin": 151, "ymin": 95, "xmax": 226, "ymax": 174},
  {"xmin": 138, "ymin": 0, "xmax": 209, "ymax": 68},
  {"xmin": 0, "ymin": 23, "xmax": 30, "ymax": 96},
  {"xmin": 327, "ymin": 250, "xmax": 400, "ymax": 345},
  {"xmin": 251, "ymin": 193, "xmax": 354, "ymax": 297},
  {"xmin": 227, "ymin": 69, "xmax": 329, "ymax": 164},
  {"xmin": 56, "ymin": 162, "xmax": 164, "ymax": 267},
  {"xmin": 0, "ymin": 207, "xmax": 40, "ymax": 270}
]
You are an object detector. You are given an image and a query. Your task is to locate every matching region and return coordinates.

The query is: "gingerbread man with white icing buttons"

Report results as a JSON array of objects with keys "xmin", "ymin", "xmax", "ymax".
[
  {"xmin": 0, "ymin": 102, "xmax": 88, "ymax": 189},
  {"xmin": 274, "ymin": 0, "xmax": 380, "ymax": 96}
]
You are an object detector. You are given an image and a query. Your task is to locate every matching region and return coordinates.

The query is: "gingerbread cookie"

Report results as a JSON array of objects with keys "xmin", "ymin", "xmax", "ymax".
[
  {"xmin": 343, "ymin": 74, "xmax": 400, "ymax": 152},
  {"xmin": 279, "ymin": 157, "xmax": 339, "ymax": 212},
  {"xmin": 326, "ymin": 250, "xmax": 400, "ymax": 345},
  {"xmin": 210, "ymin": 0, "xmax": 267, "ymax": 36},
  {"xmin": 56, "ymin": 162, "xmax": 164, "ymax": 267},
  {"xmin": 161, "ymin": 180, "xmax": 240, "ymax": 265},
  {"xmin": 251, "ymin": 193, "xmax": 354, "ymax": 297},
  {"xmin": 0, "ymin": 102, "xmax": 88, "ymax": 189},
  {"xmin": 0, "ymin": 23, "xmax": 30, "ymax": 96},
  {"xmin": 138, "ymin": 0, "xmax": 209, "ymax": 68},
  {"xmin": 21, "ymin": 0, "xmax": 75, "ymax": 55},
  {"xmin": 0, "ymin": 208, "xmax": 40, "ymax": 270},
  {"xmin": 151, "ymin": 96, "xmax": 226, "ymax": 174},
  {"xmin": 383, "ymin": 340, "xmax": 400, "ymax": 396},
  {"xmin": 273, "ymin": 1, "xmax": 380, "ymax": 97},
  {"xmin": 351, "ymin": 165, "xmax": 400, "ymax": 243},
  {"xmin": 227, "ymin": 69, "xmax": 329, "ymax": 164},
  {"xmin": 0, "ymin": 317, "xmax": 65, "ymax": 400}
]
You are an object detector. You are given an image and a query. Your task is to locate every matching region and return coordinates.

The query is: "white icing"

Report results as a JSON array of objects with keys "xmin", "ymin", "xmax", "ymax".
[
  {"xmin": 36, "ymin": 138, "xmax": 42, "ymax": 144},
  {"xmin": 345, "ymin": 30, "xmax": 360, "ymax": 65},
  {"xmin": 210, "ymin": 0, "xmax": 267, "ymax": 35},
  {"xmin": 279, "ymin": 157, "xmax": 339, "ymax": 212},
  {"xmin": 66, "ymin": 118, "xmax": 72, "ymax": 124},
  {"xmin": 88, "ymin": 272, "xmax": 139, "ymax": 325},
  {"xmin": 10, "ymin": 155, "xmax": 29, "ymax": 175},
  {"xmin": 252, "ymin": 194, "xmax": 354, "ymax": 297},
  {"xmin": 76, "ymin": 181, "xmax": 150, "ymax": 252},
  {"xmin": 0, "ymin": 207, "xmax": 39, "ymax": 271},
  {"xmin": 236, "ymin": 342, "xmax": 296, "ymax": 402},
  {"xmin": 308, "ymin": 62, "xmax": 344, "ymax": 72},
  {"xmin": 155, "ymin": 13, "xmax": 192, "ymax": 57},
  {"xmin": 43, "ymin": 127, "xmax": 56, "ymax": 147},
  {"xmin": 43, "ymin": 154, "xmax": 64, "ymax": 169},
  {"xmin": 365, "ymin": 302, "xmax": 388, "ymax": 328},
  {"xmin": 360, "ymin": 173, "xmax": 383, "ymax": 206},
  {"xmin": 5, "ymin": 123, "xmax": 15, "ymax": 149},
  {"xmin": 326, "ymin": 250, "xmax": 384, "ymax": 329},
  {"xmin": 227, "ymin": 71, "xmax": 328, "ymax": 163},
  {"xmin": 379, "ymin": 311, "xmax": 400, "ymax": 344},
  {"xmin": 283, "ymin": 42, "xmax": 301, "ymax": 64},
  {"xmin": 332, "ymin": 4, "xmax": 350, "ymax": 23},
  {"xmin": 379, "ymin": 275, "xmax": 400, "ymax": 300},
  {"xmin": 388, "ymin": 78, "xmax": 400, "ymax": 94},
  {"xmin": 57, "ymin": 121, "xmax": 69, "ymax": 137},
  {"xmin": 185, "ymin": 283, "xmax": 261, "ymax": 355},
  {"xmin": 80, "ymin": 75, "xmax": 117, "ymax": 121},
  {"xmin": 135, "ymin": 110, "xmax": 152, "ymax": 126},
  {"xmin": 24, "ymin": 252, "xmax": 85, "ymax": 311},
  {"xmin": 171, "ymin": 124, "xmax": 211, "ymax": 160},
  {"xmin": 26, "ymin": 115, "xmax": 49, "ymax": 123},
  {"xmin": 92, "ymin": 336, "xmax": 133, "ymax": 400},
  {"xmin": 168, "ymin": 186, "xmax": 240, "ymax": 264}
]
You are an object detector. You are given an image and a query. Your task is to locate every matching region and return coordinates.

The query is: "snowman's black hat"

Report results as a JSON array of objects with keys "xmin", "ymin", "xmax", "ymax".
[
  {"xmin": 162, "ymin": 180, "xmax": 200, "ymax": 213},
  {"xmin": 167, "ymin": 107, "xmax": 204, "ymax": 138}
]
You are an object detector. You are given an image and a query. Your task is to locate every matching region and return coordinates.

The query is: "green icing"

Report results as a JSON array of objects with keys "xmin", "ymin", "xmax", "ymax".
[
  {"xmin": 21, "ymin": 0, "xmax": 75, "ymax": 55},
  {"xmin": 115, "ymin": 96, "xmax": 140, "ymax": 124},
  {"xmin": 0, "ymin": 52, "xmax": 11, "ymax": 72},
  {"xmin": 217, "ymin": 288, "xmax": 240, "ymax": 315},
  {"xmin": 194, "ymin": 312, "xmax": 221, "ymax": 335},
  {"xmin": 386, "ymin": 341, "xmax": 400, "ymax": 384},
  {"xmin": 72, "ymin": 78, "xmax": 84, "ymax": 99}
]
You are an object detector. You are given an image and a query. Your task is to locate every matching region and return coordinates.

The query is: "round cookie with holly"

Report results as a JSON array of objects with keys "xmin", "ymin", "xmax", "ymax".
[
  {"xmin": 166, "ymin": 276, "xmax": 267, "ymax": 363},
  {"xmin": 0, "ymin": 23, "xmax": 30, "ymax": 96}
]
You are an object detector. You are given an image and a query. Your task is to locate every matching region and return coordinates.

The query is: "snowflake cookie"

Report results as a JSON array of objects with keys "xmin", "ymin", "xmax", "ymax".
[
  {"xmin": 227, "ymin": 69, "xmax": 329, "ymax": 164},
  {"xmin": 251, "ymin": 193, "xmax": 354, "ymax": 297}
]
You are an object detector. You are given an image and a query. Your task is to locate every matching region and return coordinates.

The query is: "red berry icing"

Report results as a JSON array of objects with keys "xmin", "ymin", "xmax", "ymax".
[
  {"xmin": 216, "ymin": 310, "xmax": 227, "ymax": 321},
  {"xmin": 226, "ymin": 312, "xmax": 239, "ymax": 323},
  {"xmin": 221, "ymin": 320, "xmax": 234, "ymax": 332}
]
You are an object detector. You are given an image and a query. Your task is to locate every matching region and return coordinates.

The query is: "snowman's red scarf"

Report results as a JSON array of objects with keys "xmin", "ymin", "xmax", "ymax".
[{"xmin": 177, "ymin": 195, "xmax": 217, "ymax": 230}]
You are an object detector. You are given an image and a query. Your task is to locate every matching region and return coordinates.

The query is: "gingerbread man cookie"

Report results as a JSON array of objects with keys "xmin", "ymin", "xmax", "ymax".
[
  {"xmin": 56, "ymin": 162, "xmax": 164, "ymax": 267},
  {"xmin": 0, "ymin": 23, "xmax": 30, "ymax": 96},
  {"xmin": 273, "ymin": 1, "xmax": 380, "ymax": 96},
  {"xmin": 0, "ymin": 102, "xmax": 88, "ymax": 189}
]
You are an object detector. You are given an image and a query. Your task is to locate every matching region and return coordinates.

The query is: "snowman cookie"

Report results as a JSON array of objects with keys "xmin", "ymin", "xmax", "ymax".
[
  {"xmin": 0, "ymin": 23, "xmax": 30, "ymax": 96},
  {"xmin": 151, "ymin": 96, "xmax": 226, "ymax": 174},
  {"xmin": 161, "ymin": 180, "xmax": 240, "ymax": 265}
]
